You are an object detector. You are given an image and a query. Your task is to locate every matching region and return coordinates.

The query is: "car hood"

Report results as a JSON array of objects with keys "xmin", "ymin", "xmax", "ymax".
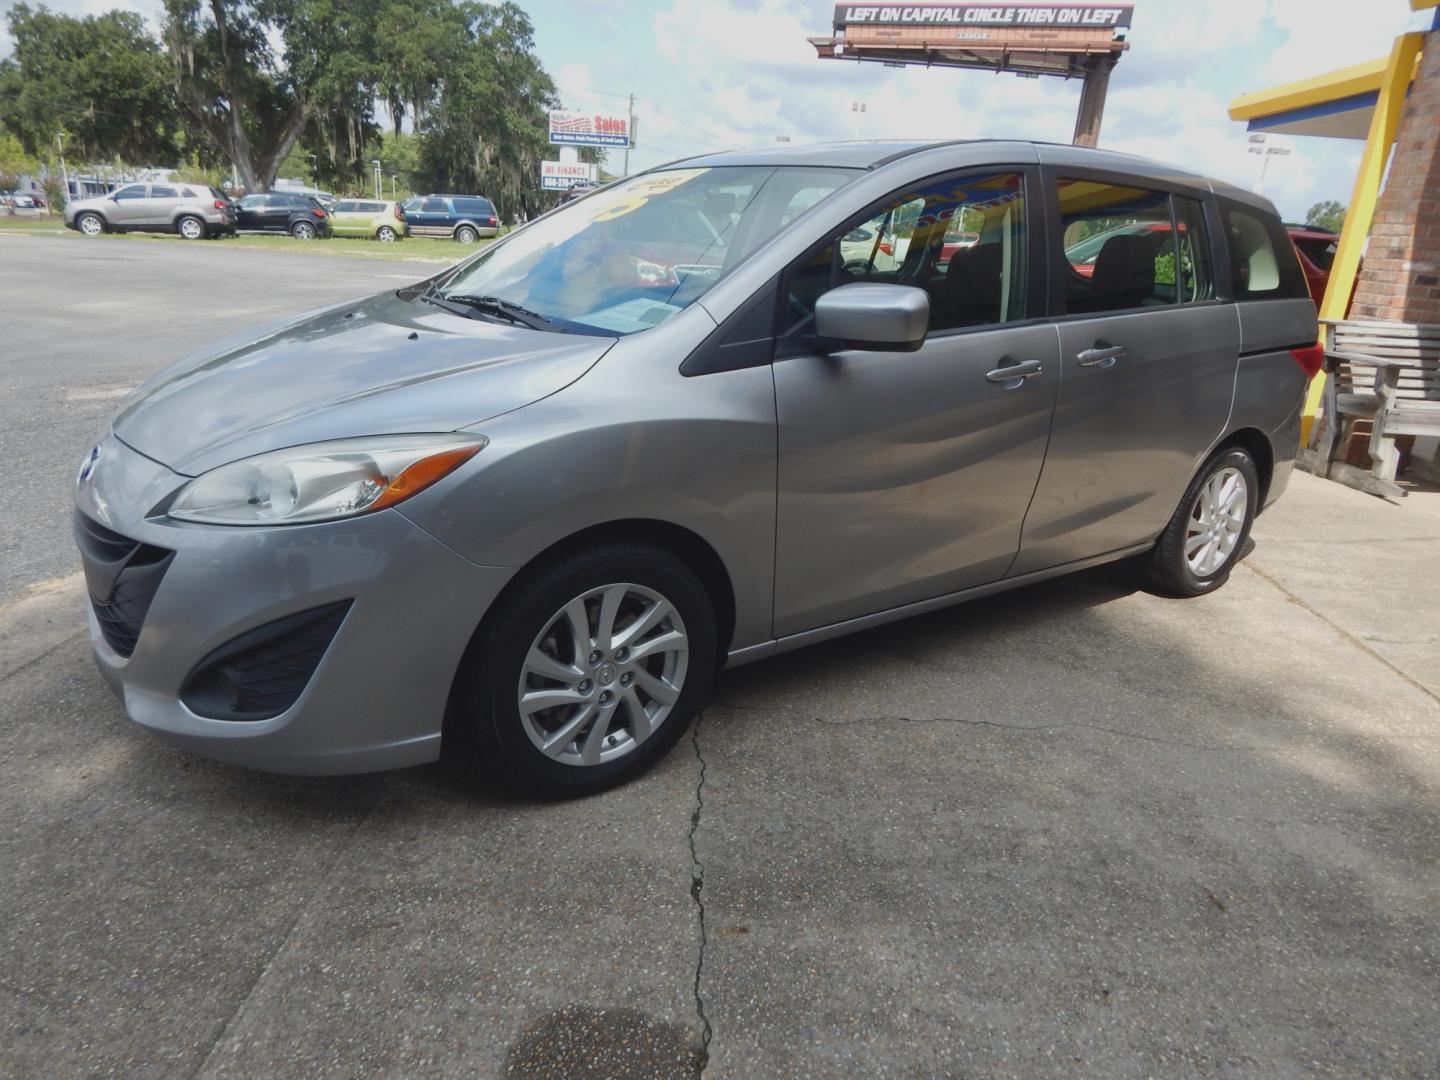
[{"xmin": 111, "ymin": 290, "xmax": 613, "ymax": 476}]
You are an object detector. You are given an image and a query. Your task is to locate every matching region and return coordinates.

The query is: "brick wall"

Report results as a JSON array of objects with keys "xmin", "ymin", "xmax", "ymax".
[{"xmin": 1350, "ymin": 30, "xmax": 1440, "ymax": 324}]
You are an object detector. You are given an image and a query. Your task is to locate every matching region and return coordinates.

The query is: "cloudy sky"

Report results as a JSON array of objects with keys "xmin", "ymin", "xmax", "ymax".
[{"xmin": 5, "ymin": 0, "xmax": 1433, "ymax": 219}]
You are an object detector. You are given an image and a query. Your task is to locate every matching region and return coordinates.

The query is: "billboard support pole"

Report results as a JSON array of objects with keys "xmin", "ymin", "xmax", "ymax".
[
  {"xmin": 623, "ymin": 93, "xmax": 635, "ymax": 176},
  {"xmin": 1072, "ymin": 57, "xmax": 1113, "ymax": 148}
]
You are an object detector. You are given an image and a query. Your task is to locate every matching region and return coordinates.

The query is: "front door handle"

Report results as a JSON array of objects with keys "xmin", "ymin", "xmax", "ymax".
[
  {"xmin": 985, "ymin": 357, "xmax": 1044, "ymax": 389},
  {"xmin": 1077, "ymin": 341, "xmax": 1125, "ymax": 369}
]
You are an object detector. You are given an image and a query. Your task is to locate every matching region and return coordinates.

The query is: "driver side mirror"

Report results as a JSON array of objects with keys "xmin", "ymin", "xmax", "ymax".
[{"xmin": 814, "ymin": 283, "xmax": 929, "ymax": 353}]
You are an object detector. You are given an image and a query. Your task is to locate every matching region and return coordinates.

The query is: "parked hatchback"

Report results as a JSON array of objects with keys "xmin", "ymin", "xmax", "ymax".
[
  {"xmin": 64, "ymin": 183, "xmax": 236, "ymax": 239},
  {"xmin": 73, "ymin": 141, "xmax": 1318, "ymax": 795},
  {"xmin": 401, "ymin": 193, "xmax": 499, "ymax": 242},
  {"xmin": 330, "ymin": 198, "xmax": 408, "ymax": 241},
  {"xmin": 233, "ymin": 192, "xmax": 332, "ymax": 239}
]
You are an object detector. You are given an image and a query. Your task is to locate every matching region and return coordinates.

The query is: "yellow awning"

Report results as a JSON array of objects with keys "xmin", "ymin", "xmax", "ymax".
[{"xmin": 1227, "ymin": 51, "xmax": 1423, "ymax": 139}]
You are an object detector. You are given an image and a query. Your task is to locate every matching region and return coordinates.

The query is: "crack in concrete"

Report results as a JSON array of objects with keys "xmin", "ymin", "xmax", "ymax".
[
  {"xmin": 710, "ymin": 700, "xmax": 1267, "ymax": 752},
  {"xmin": 0, "ymin": 630, "xmax": 86, "ymax": 685},
  {"xmin": 687, "ymin": 712, "xmax": 713, "ymax": 1076},
  {"xmin": 1241, "ymin": 561, "xmax": 1440, "ymax": 707},
  {"xmin": 186, "ymin": 782, "xmax": 389, "ymax": 1079},
  {"xmin": 811, "ymin": 712, "xmax": 1267, "ymax": 752}
]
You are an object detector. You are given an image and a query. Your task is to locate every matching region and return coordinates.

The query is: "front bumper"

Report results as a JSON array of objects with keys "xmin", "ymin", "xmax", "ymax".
[{"xmin": 74, "ymin": 435, "xmax": 514, "ymax": 775}]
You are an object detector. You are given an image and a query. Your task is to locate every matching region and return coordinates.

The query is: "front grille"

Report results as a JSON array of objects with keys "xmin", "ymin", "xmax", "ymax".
[
  {"xmin": 74, "ymin": 511, "xmax": 174, "ymax": 658},
  {"xmin": 180, "ymin": 601, "xmax": 352, "ymax": 722}
]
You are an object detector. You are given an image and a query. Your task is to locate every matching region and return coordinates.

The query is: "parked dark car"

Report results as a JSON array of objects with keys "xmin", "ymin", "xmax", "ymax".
[
  {"xmin": 400, "ymin": 193, "xmax": 499, "ymax": 243},
  {"xmin": 233, "ymin": 192, "xmax": 333, "ymax": 239}
]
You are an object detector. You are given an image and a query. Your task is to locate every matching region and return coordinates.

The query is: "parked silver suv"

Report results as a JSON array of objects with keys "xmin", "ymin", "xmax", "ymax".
[
  {"xmin": 73, "ymin": 141, "xmax": 1318, "ymax": 794},
  {"xmin": 65, "ymin": 182, "xmax": 236, "ymax": 239}
]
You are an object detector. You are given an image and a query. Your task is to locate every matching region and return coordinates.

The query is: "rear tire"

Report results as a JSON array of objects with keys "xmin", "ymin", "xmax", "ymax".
[
  {"xmin": 376, "ymin": 225, "xmax": 398, "ymax": 242},
  {"xmin": 1140, "ymin": 447, "xmax": 1259, "ymax": 597},
  {"xmin": 176, "ymin": 214, "xmax": 205, "ymax": 240},
  {"xmin": 447, "ymin": 542, "xmax": 717, "ymax": 797},
  {"xmin": 76, "ymin": 212, "xmax": 105, "ymax": 236},
  {"xmin": 290, "ymin": 220, "xmax": 316, "ymax": 240},
  {"xmin": 455, "ymin": 225, "xmax": 478, "ymax": 245}
]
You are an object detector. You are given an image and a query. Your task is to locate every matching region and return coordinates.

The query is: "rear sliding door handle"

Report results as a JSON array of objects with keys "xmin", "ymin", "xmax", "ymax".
[
  {"xmin": 985, "ymin": 357, "xmax": 1044, "ymax": 389},
  {"xmin": 1077, "ymin": 341, "xmax": 1125, "ymax": 368}
]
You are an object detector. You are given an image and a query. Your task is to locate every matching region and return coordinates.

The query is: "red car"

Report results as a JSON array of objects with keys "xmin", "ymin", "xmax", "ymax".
[{"xmin": 1286, "ymin": 224, "xmax": 1338, "ymax": 305}]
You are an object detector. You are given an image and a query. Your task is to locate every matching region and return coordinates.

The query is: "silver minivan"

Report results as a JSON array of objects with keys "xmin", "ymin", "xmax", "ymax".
[{"xmin": 73, "ymin": 141, "xmax": 1319, "ymax": 794}]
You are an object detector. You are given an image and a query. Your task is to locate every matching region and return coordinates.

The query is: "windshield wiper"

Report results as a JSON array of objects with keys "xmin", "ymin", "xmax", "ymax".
[{"xmin": 444, "ymin": 293, "xmax": 564, "ymax": 332}]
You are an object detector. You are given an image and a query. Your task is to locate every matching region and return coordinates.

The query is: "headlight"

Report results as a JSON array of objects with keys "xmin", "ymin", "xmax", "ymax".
[{"xmin": 167, "ymin": 434, "xmax": 486, "ymax": 526}]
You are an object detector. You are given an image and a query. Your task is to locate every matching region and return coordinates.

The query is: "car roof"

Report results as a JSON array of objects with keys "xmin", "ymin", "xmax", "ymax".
[{"xmin": 650, "ymin": 139, "xmax": 1279, "ymax": 216}]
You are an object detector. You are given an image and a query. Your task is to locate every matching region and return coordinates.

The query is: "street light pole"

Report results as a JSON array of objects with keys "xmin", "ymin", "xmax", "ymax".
[{"xmin": 371, "ymin": 160, "xmax": 382, "ymax": 200}]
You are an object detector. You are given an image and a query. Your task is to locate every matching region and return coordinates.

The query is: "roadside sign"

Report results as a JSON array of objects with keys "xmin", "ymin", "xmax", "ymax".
[
  {"xmin": 540, "ymin": 160, "xmax": 598, "ymax": 191},
  {"xmin": 549, "ymin": 110, "xmax": 632, "ymax": 148}
]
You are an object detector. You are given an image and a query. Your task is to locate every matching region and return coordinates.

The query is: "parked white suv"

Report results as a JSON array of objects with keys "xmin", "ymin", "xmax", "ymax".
[{"xmin": 64, "ymin": 183, "xmax": 237, "ymax": 239}]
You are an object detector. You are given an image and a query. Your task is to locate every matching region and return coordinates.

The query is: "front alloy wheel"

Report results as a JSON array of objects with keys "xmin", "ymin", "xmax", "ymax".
[
  {"xmin": 448, "ymin": 541, "xmax": 716, "ymax": 796},
  {"xmin": 519, "ymin": 584, "xmax": 689, "ymax": 767},
  {"xmin": 76, "ymin": 213, "xmax": 104, "ymax": 236}
]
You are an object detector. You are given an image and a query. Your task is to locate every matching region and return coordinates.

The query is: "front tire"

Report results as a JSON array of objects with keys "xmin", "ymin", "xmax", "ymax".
[
  {"xmin": 176, "ymin": 214, "xmax": 206, "ymax": 240},
  {"xmin": 1141, "ymin": 447, "xmax": 1259, "ymax": 597},
  {"xmin": 290, "ymin": 220, "xmax": 316, "ymax": 240},
  {"xmin": 455, "ymin": 225, "xmax": 478, "ymax": 245},
  {"xmin": 448, "ymin": 542, "xmax": 717, "ymax": 796},
  {"xmin": 76, "ymin": 212, "xmax": 105, "ymax": 236}
]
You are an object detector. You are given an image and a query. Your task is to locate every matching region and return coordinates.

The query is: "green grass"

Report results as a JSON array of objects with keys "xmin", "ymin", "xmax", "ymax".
[{"xmin": 0, "ymin": 215, "xmax": 487, "ymax": 263}]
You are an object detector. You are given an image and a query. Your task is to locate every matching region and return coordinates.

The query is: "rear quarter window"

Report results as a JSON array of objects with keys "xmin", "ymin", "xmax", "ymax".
[
  {"xmin": 1223, "ymin": 204, "xmax": 1308, "ymax": 301},
  {"xmin": 453, "ymin": 198, "xmax": 495, "ymax": 216}
]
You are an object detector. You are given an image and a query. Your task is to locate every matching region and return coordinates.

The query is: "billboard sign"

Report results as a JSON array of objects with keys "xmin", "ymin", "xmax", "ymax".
[
  {"xmin": 548, "ymin": 110, "xmax": 632, "ymax": 147},
  {"xmin": 541, "ymin": 160, "xmax": 598, "ymax": 191},
  {"xmin": 833, "ymin": 4, "xmax": 1134, "ymax": 29}
]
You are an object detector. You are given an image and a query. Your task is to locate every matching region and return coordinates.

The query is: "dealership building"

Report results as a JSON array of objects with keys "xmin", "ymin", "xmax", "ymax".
[{"xmin": 1230, "ymin": 0, "xmax": 1440, "ymax": 486}]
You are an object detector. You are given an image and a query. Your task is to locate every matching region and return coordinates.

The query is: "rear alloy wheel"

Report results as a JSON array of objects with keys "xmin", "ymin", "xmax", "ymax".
[
  {"xmin": 376, "ymin": 225, "xmax": 398, "ymax": 242},
  {"xmin": 176, "ymin": 215, "xmax": 205, "ymax": 240},
  {"xmin": 1140, "ymin": 447, "xmax": 1259, "ymax": 597},
  {"xmin": 448, "ymin": 542, "xmax": 717, "ymax": 796},
  {"xmin": 76, "ymin": 212, "xmax": 105, "ymax": 236},
  {"xmin": 290, "ymin": 220, "xmax": 316, "ymax": 240},
  {"xmin": 455, "ymin": 225, "xmax": 478, "ymax": 245}
]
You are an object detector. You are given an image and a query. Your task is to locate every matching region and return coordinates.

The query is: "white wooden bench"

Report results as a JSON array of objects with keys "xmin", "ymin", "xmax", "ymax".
[{"xmin": 1307, "ymin": 318, "xmax": 1440, "ymax": 499}]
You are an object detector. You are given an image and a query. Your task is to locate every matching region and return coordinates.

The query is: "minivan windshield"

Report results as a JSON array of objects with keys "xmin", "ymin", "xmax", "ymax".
[{"xmin": 438, "ymin": 165, "xmax": 858, "ymax": 335}]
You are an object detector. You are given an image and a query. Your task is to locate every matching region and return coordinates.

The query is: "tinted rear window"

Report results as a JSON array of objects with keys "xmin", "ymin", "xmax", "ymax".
[
  {"xmin": 453, "ymin": 198, "xmax": 495, "ymax": 216},
  {"xmin": 1223, "ymin": 204, "xmax": 1309, "ymax": 301}
]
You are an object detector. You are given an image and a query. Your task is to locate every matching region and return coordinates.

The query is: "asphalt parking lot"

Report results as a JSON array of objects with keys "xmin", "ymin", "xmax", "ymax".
[{"xmin": 3, "ymin": 234, "xmax": 1439, "ymax": 1078}]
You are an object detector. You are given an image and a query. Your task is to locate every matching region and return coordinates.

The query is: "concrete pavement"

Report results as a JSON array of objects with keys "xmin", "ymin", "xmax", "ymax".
[{"xmin": 2, "ymin": 236, "xmax": 1438, "ymax": 1077}]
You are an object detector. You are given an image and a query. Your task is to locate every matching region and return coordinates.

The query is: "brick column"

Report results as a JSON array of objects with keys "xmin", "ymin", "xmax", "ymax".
[{"xmin": 1350, "ymin": 30, "xmax": 1440, "ymax": 323}]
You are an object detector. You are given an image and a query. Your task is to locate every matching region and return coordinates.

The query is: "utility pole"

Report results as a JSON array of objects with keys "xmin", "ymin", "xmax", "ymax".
[
  {"xmin": 623, "ymin": 93, "xmax": 635, "ymax": 177},
  {"xmin": 55, "ymin": 132, "xmax": 70, "ymax": 205}
]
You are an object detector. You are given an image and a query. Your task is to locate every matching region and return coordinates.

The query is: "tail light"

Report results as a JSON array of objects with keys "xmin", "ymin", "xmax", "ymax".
[
  {"xmin": 879, "ymin": 241, "xmax": 893, "ymax": 256},
  {"xmin": 394, "ymin": 204, "xmax": 404, "ymax": 220},
  {"xmin": 1290, "ymin": 343, "xmax": 1324, "ymax": 378},
  {"xmin": 312, "ymin": 208, "xmax": 326, "ymax": 219},
  {"xmin": 213, "ymin": 199, "xmax": 229, "ymax": 210},
  {"xmin": 485, "ymin": 216, "xmax": 496, "ymax": 226}
]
